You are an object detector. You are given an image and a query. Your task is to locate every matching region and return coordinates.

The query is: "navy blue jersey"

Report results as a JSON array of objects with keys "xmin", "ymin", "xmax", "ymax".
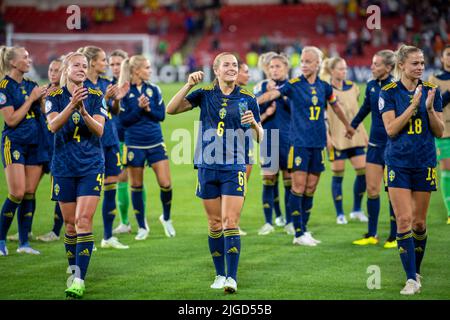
[
  {"xmin": 379, "ymin": 80, "xmax": 442, "ymax": 168},
  {"xmin": 273, "ymin": 79, "xmax": 291, "ymax": 146},
  {"xmin": 84, "ymin": 76, "xmax": 119, "ymax": 147},
  {"xmin": 0, "ymin": 75, "xmax": 42, "ymax": 145},
  {"xmin": 278, "ymin": 75, "xmax": 336, "ymax": 148},
  {"xmin": 111, "ymin": 77, "xmax": 125, "ymax": 142},
  {"xmin": 119, "ymin": 82, "xmax": 165, "ymax": 147},
  {"xmin": 186, "ymin": 84, "xmax": 261, "ymax": 171},
  {"xmin": 253, "ymin": 80, "xmax": 277, "ymax": 130},
  {"xmin": 45, "ymin": 86, "xmax": 108, "ymax": 177},
  {"xmin": 351, "ymin": 75, "xmax": 394, "ymax": 147}
]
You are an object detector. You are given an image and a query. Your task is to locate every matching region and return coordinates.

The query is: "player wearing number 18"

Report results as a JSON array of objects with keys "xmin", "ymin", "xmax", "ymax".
[
  {"xmin": 46, "ymin": 52, "xmax": 107, "ymax": 299},
  {"xmin": 167, "ymin": 52, "xmax": 263, "ymax": 294},
  {"xmin": 379, "ymin": 45, "xmax": 444, "ymax": 295}
]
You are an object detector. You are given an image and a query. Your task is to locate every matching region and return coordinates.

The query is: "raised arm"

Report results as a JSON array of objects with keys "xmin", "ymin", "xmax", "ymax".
[
  {"xmin": 256, "ymin": 89, "xmax": 281, "ymax": 106},
  {"xmin": 47, "ymin": 87, "xmax": 87, "ymax": 133},
  {"xmin": 426, "ymin": 88, "xmax": 444, "ymax": 138},
  {"xmin": 167, "ymin": 71, "xmax": 203, "ymax": 114}
]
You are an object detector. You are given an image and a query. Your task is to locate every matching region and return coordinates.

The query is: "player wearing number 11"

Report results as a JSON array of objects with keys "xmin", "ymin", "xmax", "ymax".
[
  {"xmin": 167, "ymin": 52, "xmax": 263, "ymax": 294},
  {"xmin": 379, "ymin": 45, "xmax": 444, "ymax": 295}
]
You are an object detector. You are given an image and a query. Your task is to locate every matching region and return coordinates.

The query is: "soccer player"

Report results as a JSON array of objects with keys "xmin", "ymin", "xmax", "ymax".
[
  {"xmin": 257, "ymin": 54, "xmax": 295, "ymax": 236},
  {"xmin": 166, "ymin": 52, "xmax": 263, "ymax": 293},
  {"xmin": 351, "ymin": 50, "xmax": 398, "ymax": 248},
  {"xmin": 321, "ymin": 57, "xmax": 369, "ymax": 225},
  {"xmin": 36, "ymin": 58, "xmax": 65, "ymax": 242},
  {"xmin": 379, "ymin": 44, "xmax": 443, "ymax": 295},
  {"xmin": 0, "ymin": 46, "xmax": 47, "ymax": 256},
  {"xmin": 254, "ymin": 52, "xmax": 287, "ymax": 234},
  {"xmin": 118, "ymin": 55, "xmax": 175, "ymax": 240},
  {"xmin": 235, "ymin": 61, "xmax": 251, "ymax": 237},
  {"xmin": 77, "ymin": 46, "xmax": 129, "ymax": 249},
  {"xmin": 46, "ymin": 52, "xmax": 107, "ymax": 298},
  {"xmin": 257, "ymin": 46, "xmax": 355, "ymax": 246},
  {"xmin": 428, "ymin": 45, "xmax": 450, "ymax": 224},
  {"xmin": 108, "ymin": 49, "xmax": 135, "ymax": 234}
]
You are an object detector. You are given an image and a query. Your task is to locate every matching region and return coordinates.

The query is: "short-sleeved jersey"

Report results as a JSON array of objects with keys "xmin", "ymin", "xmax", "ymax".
[
  {"xmin": 110, "ymin": 77, "xmax": 125, "ymax": 142},
  {"xmin": 328, "ymin": 80, "xmax": 367, "ymax": 150},
  {"xmin": 84, "ymin": 76, "xmax": 119, "ymax": 147},
  {"xmin": 186, "ymin": 84, "xmax": 261, "ymax": 171},
  {"xmin": 0, "ymin": 75, "xmax": 42, "ymax": 145},
  {"xmin": 45, "ymin": 85, "xmax": 108, "ymax": 177},
  {"xmin": 379, "ymin": 80, "xmax": 443, "ymax": 168},
  {"xmin": 351, "ymin": 75, "xmax": 395, "ymax": 147},
  {"xmin": 119, "ymin": 82, "xmax": 165, "ymax": 147},
  {"xmin": 428, "ymin": 70, "xmax": 450, "ymax": 138},
  {"xmin": 278, "ymin": 75, "xmax": 336, "ymax": 148}
]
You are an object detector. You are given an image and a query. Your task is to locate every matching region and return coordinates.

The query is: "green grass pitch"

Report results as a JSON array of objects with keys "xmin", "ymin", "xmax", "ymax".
[{"xmin": 0, "ymin": 83, "xmax": 449, "ymax": 300}]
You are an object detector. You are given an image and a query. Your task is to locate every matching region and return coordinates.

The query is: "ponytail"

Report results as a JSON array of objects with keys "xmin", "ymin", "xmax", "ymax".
[
  {"xmin": 118, "ymin": 58, "xmax": 131, "ymax": 87},
  {"xmin": 77, "ymin": 46, "xmax": 104, "ymax": 70}
]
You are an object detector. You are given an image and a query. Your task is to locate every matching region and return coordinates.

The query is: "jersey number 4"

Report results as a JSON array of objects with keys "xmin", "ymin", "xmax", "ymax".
[{"xmin": 73, "ymin": 126, "xmax": 81, "ymax": 142}]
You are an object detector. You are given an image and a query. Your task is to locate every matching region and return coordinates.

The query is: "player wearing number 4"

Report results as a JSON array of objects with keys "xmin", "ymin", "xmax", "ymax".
[
  {"xmin": 0, "ymin": 46, "xmax": 48, "ymax": 256},
  {"xmin": 258, "ymin": 46, "xmax": 355, "ymax": 246},
  {"xmin": 78, "ymin": 46, "xmax": 129, "ymax": 249},
  {"xmin": 379, "ymin": 45, "xmax": 444, "ymax": 295},
  {"xmin": 167, "ymin": 52, "xmax": 263, "ymax": 294},
  {"xmin": 46, "ymin": 52, "xmax": 108, "ymax": 299}
]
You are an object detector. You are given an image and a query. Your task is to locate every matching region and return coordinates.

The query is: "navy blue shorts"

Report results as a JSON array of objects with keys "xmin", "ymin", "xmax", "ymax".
[
  {"xmin": 196, "ymin": 168, "xmax": 246, "ymax": 199},
  {"xmin": 287, "ymin": 146, "xmax": 325, "ymax": 173},
  {"xmin": 125, "ymin": 144, "xmax": 168, "ymax": 168},
  {"xmin": 261, "ymin": 141, "xmax": 290, "ymax": 172},
  {"xmin": 52, "ymin": 173, "xmax": 104, "ymax": 202},
  {"xmin": 103, "ymin": 144, "xmax": 122, "ymax": 177},
  {"xmin": 366, "ymin": 145, "xmax": 386, "ymax": 166},
  {"xmin": 1, "ymin": 136, "xmax": 44, "ymax": 168},
  {"xmin": 385, "ymin": 166, "xmax": 437, "ymax": 192},
  {"xmin": 328, "ymin": 146, "xmax": 365, "ymax": 162}
]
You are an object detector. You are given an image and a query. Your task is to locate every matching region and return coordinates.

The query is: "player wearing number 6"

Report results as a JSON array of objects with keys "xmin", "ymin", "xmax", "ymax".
[
  {"xmin": 45, "ymin": 52, "xmax": 107, "ymax": 299},
  {"xmin": 379, "ymin": 45, "xmax": 444, "ymax": 295},
  {"xmin": 167, "ymin": 52, "xmax": 263, "ymax": 294}
]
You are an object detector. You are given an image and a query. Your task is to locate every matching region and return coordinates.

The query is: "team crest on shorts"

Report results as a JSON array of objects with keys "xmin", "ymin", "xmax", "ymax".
[
  {"xmin": 389, "ymin": 170, "xmax": 395, "ymax": 182},
  {"xmin": 0, "ymin": 93, "xmax": 6, "ymax": 105},
  {"xmin": 128, "ymin": 151, "xmax": 134, "ymax": 162},
  {"xmin": 295, "ymin": 156, "xmax": 302, "ymax": 166},
  {"xmin": 312, "ymin": 95, "xmax": 318, "ymax": 106},
  {"xmin": 219, "ymin": 107, "xmax": 227, "ymax": 119},
  {"xmin": 13, "ymin": 150, "xmax": 20, "ymax": 160},
  {"xmin": 54, "ymin": 184, "xmax": 60, "ymax": 196},
  {"xmin": 72, "ymin": 112, "xmax": 81, "ymax": 124},
  {"xmin": 335, "ymin": 151, "xmax": 341, "ymax": 157}
]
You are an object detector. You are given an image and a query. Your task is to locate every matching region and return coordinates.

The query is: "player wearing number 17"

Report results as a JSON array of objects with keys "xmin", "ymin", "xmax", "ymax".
[
  {"xmin": 45, "ymin": 52, "xmax": 108, "ymax": 299},
  {"xmin": 379, "ymin": 45, "xmax": 444, "ymax": 295},
  {"xmin": 167, "ymin": 52, "xmax": 263, "ymax": 294},
  {"xmin": 257, "ymin": 46, "xmax": 355, "ymax": 247}
]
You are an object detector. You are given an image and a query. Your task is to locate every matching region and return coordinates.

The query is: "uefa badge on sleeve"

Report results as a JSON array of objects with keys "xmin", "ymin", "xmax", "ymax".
[{"xmin": 0, "ymin": 93, "xmax": 6, "ymax": 105}]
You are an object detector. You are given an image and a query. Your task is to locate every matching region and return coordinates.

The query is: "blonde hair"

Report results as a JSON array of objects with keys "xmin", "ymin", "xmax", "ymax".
[
  {"xmin": 375, "ymin": 49, "xmax": 395, "ymax": 72},
  {"xmin": 394, "ymin": 44, "xmax": 423, "ymax": 80},
  {"xmin": 60, "ymin": 52, "xmax": 87, "ymax": 87},
  {"xmin": 301, "ymin": 46, "xmax": 324, "ymax": 69},
  {"xmin": 320, "ymin": 57, "xmax": 345, "ymax": 83},
  {"xmin": 212, "ymin": 52, "xmax": 238, "ymax": 86},
  {"xmin": 77, "ymin": 46, "xmax": 104, "ymax": 70},
  {"xmin": 110, "ymin": 49, "xmax": 129, "ymax": 60},
  {"xmin": 269, "ymin": 54, "xmax": 290, "ymax": 68},
  {"xmin": 258, "ymin": 51, "xmax": 277, "ymax": 77},
  {"xmin": 118, "ymin": 55, "xmax": 148, "ymax": 87},
  {"xmin": 0, "ymin": 46, "xmax": 24, "ymax": 79}
]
